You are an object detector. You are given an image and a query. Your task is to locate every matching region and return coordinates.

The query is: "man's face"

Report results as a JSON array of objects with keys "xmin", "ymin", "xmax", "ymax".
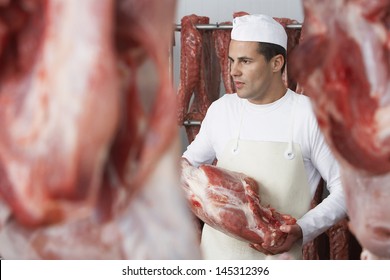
[{"xmin": 228, "ymin": 40, "xmax": 274, "ymax": 104}]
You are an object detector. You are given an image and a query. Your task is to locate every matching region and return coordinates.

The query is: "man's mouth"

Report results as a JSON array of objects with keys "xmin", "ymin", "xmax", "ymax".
[{"xmin": 234, "ymin": 81, "xmax": 244, "ymax": 89}]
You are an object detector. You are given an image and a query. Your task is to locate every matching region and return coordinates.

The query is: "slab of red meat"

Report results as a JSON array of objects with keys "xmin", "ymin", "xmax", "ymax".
[
  {"xmin": 181, "ymin": 159, "xmax": 296, "ymax": 247},
  {"xmin": 291, "ymin": 0, "xmax": 390, "ymax": 259},
  {"xmin": 0, "ymin": 0, "xmax": 201, "ymax": 259},
  {"xmin": 176, "ymin": 14, "xmax": 208, "ymax": 126},
  {"xmin": 326, "ymin": 219, "xmax": 350, "ymax": 259}
]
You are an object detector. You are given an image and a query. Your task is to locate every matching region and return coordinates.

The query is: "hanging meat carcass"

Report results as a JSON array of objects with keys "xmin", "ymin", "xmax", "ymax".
[
  {"xmin": 0, "ymin": 0, "xmax": 200, "ymax": 259},
  {"xmin": 291, "ymin": 0, "xmax": 390, "ymax": 259},
  {"xmin": 274, "ymin": 17, "xmax": 302, "ymax": 92},
  {"xmin": 212, "ymin": 23, "xmax": 235, "ymax": 94},
  {"xmin": 177, "ymin": 14, "xmax": 221, "ymax": 144}
]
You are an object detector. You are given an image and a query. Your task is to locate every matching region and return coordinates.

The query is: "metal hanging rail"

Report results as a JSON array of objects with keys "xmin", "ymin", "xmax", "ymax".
[
  {"xmin": 174, "ymin": 23, "xmax": 302, "ymax": 31},
  {"xmin": 183, "ymin": 120, "xmax": 202, "ymax": 126}
]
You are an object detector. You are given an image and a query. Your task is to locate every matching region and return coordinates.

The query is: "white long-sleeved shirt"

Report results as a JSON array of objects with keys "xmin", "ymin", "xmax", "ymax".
[{"xmin": 183, "ymin": 90, "xmax": 347, "ymax": 244}]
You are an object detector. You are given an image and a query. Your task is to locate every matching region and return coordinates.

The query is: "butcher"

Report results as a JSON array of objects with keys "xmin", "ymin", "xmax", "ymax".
[{"xmin": 181, "ymin": 14, "xmax": 347, "ymax": 259}]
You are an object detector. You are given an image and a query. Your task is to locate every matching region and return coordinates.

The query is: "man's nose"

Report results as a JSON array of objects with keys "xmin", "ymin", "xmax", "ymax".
[{"xmin": 230, "ymin": 63, "xmax": 240, "ymax": 76}]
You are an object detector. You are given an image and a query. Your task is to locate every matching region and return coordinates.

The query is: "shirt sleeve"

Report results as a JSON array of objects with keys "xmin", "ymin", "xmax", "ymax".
[
  {"xmin": 297, "ymin": 115, "xmax": 348, "ymax": 245},
  {"xmin": 182, "ymin": 104, "xmax": 217, "ymax": 167}
]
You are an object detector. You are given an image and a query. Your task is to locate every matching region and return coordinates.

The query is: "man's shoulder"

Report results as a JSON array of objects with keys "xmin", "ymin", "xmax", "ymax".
[
  {"xmin": 290, "ymin": 91, "xmax": 315, "ymax": 113},
  {"xmin": 288, "ymin": 91, "xmax": 320, "ymax": 127},
  {"xmin": 290, "ymin": 91, "xmax": 311, "ymax": 105}
]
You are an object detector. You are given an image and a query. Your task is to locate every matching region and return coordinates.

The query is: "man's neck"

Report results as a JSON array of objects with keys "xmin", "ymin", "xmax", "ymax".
[{"xmin": 249, "ymin": 80, "xmax": 288, "ymax": 105}]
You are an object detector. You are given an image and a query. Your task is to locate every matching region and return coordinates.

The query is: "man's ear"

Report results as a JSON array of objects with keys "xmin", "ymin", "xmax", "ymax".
[{"xmin": 271, "ymin": 54, "xmax": 284, "ymax": 72}]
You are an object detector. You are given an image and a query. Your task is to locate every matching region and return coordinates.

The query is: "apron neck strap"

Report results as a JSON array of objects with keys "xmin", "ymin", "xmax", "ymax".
[
  {"xmin": 284, "ymin": 93, "xmax": 297, "ymax": 160},
  {"xmin": 233, "ymin": 100, "xmax": 246, "ymax": 153}
]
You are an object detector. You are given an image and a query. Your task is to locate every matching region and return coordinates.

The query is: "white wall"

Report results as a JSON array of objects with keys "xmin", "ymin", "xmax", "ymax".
[{"xmin": 173, "ymin": 0, "xmax": 304, "ymax": 150}]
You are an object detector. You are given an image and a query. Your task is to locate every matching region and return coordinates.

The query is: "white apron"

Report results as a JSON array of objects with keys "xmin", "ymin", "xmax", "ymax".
[{"xmin": 200, "ymin": 96, "xmax": 311, "ymax": 260}]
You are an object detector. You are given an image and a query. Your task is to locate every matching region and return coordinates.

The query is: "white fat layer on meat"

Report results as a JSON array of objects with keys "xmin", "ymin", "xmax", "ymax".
[
  {"xmin": 242, "ymin": 183, "xmax": 266, "ymax": 240},
  {"xmin": 0, "ymin": 218, "xmax": 124, "ymax": 259},
  {"xmin": 0, "ymin": 223, "xmax": 41, "ymax": 259},
  {"xmin": 375, "ymin": 106, "xmax": 390, "ymax": 143},
  {"xmin": 119, "ymin": 140, "xmax": 201, "ymax": 259},
  {"xmin": 181, "ymin": 163, "xmax": 214, "ymax": 218},
  {"xmin": 11, "ymin": 0, "xmax": 103, "ymax": 154},
  {"xmin": 348, "ymin": 3, "xmax": 388, "ymax": 103},
  {"xmin": 341, "ymin": 167, "xmax": 390, "ymax": 259}
]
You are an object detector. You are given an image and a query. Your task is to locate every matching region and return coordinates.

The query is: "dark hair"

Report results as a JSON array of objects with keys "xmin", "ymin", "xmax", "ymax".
[{"xmin": 257, "ymin": 42, "xmax": 287, "ymax": 73}]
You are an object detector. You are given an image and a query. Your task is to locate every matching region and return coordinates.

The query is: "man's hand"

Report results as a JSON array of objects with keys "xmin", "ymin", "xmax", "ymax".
[{"xmin": 249, "ymin": 224, "xmax": 303, "ymax": 255}]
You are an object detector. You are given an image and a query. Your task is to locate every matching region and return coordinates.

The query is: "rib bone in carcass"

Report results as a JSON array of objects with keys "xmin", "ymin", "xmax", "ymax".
[{"xmin": 291, "ymin": 0, "xmax": 390, "ymax": 259}]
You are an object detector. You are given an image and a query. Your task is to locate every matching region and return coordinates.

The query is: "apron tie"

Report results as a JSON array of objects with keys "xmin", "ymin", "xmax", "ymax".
[
  {"xmin": 233, "ymin": 101, "xmax": 245, "ymax": 154},
  {"xmin": 284, "ymin": 93, "xmax": 298, "ymax": 160}
]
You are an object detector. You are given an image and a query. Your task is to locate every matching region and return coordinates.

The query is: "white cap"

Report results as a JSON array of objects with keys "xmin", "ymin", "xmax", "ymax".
[{"xmin": 231, "ymin": 14, "xmax": 287, "ymax": 50}]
